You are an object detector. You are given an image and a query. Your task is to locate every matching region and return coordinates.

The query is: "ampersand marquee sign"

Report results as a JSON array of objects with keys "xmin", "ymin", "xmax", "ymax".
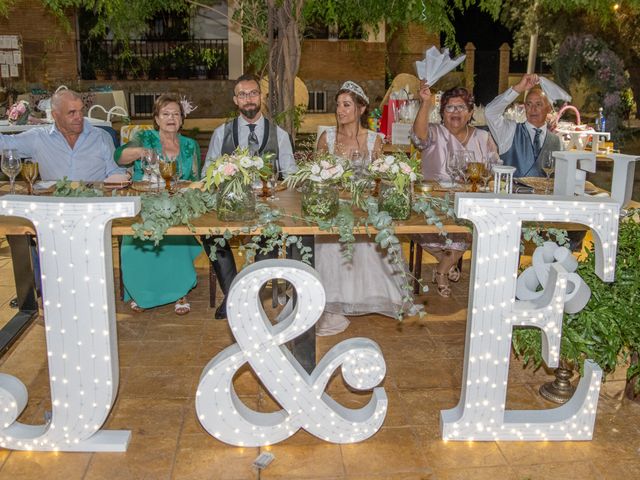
[
  {"xmin": 0, "ymin": 193, "xmax": 624, "ymax": 452},
  {"xmin": 444, "ymin": 194, "xmax": 619, "ymax": 441},
  {"xmin": 195, "ymin": 259, "xmax": 388, "ymax": 446},
  {"xmin": 0, "ymin": 196, "xmax": 139, "ymax": 452}
]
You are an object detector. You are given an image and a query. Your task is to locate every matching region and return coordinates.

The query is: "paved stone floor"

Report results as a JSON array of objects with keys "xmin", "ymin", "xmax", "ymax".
[{"xmin": 0, "ymin": 237, "xmax": 639, "ymax": 479}]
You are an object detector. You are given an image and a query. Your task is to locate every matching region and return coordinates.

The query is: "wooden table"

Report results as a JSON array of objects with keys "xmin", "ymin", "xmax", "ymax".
[{"xmin": 0, "ymin": 183, "xmax": 464, "ymax": 370}]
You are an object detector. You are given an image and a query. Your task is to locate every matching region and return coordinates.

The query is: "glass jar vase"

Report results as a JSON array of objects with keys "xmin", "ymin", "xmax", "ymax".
[
  {"xmin": 378, "ymin": 180, "xmax": 411, "ymax": 220},
  {"xmin": 216, "ymin": 181, "xmax": 256, "ymax": 221},
  {"xmin": 301, "ymin": 182, "xmax": 339, "ymax": 220}
]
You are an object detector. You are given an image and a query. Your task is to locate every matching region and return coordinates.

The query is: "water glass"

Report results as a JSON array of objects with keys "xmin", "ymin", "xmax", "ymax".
[
  {"xmin": 1, "ymin": 149, "xmax": 22, "ymax": 194},
  {"xmin": 269, "ymin": 161, "xmax": 280, "ymax": 201},
  {"xmin": 142, "ymin": 149, "xmax": 158, "ymax": 190}
]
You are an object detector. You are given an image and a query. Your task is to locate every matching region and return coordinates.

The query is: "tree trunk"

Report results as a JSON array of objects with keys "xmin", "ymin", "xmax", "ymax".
[{"xmin": 267, "ymin": 0, "xmax": 303, "ymax": 141}]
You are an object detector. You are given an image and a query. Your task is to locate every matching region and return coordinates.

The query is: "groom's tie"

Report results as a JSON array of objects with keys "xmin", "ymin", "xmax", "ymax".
[{"xmin": 248, "ymin": 124, "xmax": 259, "ymax": 155}]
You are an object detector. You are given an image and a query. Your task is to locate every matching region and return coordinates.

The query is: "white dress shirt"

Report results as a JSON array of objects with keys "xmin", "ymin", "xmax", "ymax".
[
  {"xmin": 0, "ymin": 119, "xmax": 121, "ymax": 181},
  {"xmin": 485, "ymin": 87, "xmax": 550, "ymax": 154},
  {"xmin": 202, "ymin": 114, "xmax": 296, "ymax": 176}
]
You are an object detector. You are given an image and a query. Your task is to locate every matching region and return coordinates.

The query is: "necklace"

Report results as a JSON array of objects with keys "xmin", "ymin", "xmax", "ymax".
[{"xmin": 457, "ymin": 125, "xmax": 471, "ymax": 145}]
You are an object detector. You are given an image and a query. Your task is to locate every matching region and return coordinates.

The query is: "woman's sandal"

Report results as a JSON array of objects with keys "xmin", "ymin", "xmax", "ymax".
[
  {"xmin": 432, "ymin": 270, "xmax": 452, "ymax": 298},
  {"xmin": 130, "ymin": 301, "xmax": 145, "ymax": 313},
  {"xmin": 175, "ymin": 297, "xmax": 191, "ymax": 316},
  {"xmin": 448, "ymin": 265, "xmax": 461, "ymax": 282}
]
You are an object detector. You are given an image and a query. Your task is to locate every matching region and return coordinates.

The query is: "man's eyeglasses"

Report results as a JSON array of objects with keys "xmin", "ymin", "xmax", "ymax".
[
  {"xmin": 236, "ymin": 90, "xmax": 260, "ymax": 100},
  {"xmin": 444, "ymin": 104, "xmax": 469, "ymax": 113}
]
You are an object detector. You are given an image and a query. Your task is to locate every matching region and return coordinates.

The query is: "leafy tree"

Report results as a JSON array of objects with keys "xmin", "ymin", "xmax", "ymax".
[
  {"xmin": 501, "ymin": 0, "xmax": 640, "ymax": 116},
  {"xmin": 1, "ymin": 0, "xmax": 503, "ymax": 134}
]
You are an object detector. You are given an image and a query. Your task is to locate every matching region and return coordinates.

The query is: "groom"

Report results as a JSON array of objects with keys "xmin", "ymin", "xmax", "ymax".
[{"xmin": 202, "ymin": 74, "xmax": 297, "ymax": 319}]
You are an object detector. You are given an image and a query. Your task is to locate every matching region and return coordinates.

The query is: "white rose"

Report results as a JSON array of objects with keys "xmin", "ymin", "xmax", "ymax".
[
  {"xmin": 333, "ymin": 164, "xmax": 344, "ymax": 178},
  {"xmin": 253, "ymin": 157, "xmax": 264, "ymax": 169},
  {"xmin": 311, "ymin": 164, "xmax": 321, "ymax": 175},
  {"xmin": 409, "ymin": 172, "xmax": 417, "ymax": 181},
  {"xmin": 391, "ymin": 164, "xmax": 399, "ymax": 174},
  {"xmin": 320, "ymin": 169, "xmax": 331, "ymax": 180},
  {"xmin": 384, "ymin": 155, "xmax": 395, "ymax": 165},
  {"xmin": 239, "ymin": 156, "xmax": 253, "ymax": 168}
]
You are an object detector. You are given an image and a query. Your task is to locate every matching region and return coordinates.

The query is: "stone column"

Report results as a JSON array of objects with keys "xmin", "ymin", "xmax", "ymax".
[
  {"xmin": 499, "ymin": 43, "xmax": 511, "ymax": 94},
  {"xmin": 464, "ymin": 42, "xmax": 476, "ymax": 94},
  {"xmin": 227, "ymin": 0, "xmax": 243, "ymax": 80}
]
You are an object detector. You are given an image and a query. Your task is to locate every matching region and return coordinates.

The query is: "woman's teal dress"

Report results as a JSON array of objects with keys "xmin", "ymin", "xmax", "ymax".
[{"xmin": 116, "ymin": 130, "xmax": 203, "ymax": 308}]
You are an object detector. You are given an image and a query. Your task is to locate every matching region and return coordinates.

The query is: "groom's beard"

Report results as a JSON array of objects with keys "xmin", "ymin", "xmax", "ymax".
[{"xmin": 240, "ymin": 104, "xmax": 260, "ymax": 120}]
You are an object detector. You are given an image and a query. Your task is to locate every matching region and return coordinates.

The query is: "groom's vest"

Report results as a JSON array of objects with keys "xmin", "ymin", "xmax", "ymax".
[
  {"xmin": 221, "ymin": 117, "xmax": 280, "ymax": 157},
  {"xmin": 500, "ymin": 123, "xmax": 562, "ymax": 177}
]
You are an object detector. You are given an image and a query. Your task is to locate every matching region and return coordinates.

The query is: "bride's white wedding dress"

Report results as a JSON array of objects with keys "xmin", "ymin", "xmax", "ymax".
[{"xmin": 314, "ymin": 127, "xmax": 413, "ymax": 336}]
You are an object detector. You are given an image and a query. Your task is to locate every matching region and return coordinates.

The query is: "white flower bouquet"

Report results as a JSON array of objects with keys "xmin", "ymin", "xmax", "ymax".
[
  {"xmin": 284, "ymin": 152, "xmax": 351, "ymax": 189},
  {"xmin": 203, "ymin": 146, "xmax": 272, "ymax": 192}
]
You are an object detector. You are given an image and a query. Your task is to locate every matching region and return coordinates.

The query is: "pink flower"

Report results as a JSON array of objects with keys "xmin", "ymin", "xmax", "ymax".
[
  {"xmin": 399, "ymin": 162, "xmax": 412, "ymax": 174},
  {"xmin": 222, "ymin": 163, "xmax": 238, "ymax": 176}
]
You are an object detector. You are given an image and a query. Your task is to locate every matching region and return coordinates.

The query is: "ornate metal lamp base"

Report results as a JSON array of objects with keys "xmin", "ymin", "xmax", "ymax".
[{"xmin": 539, "ymin": 367, "xmax": 576, "ymax": 404}]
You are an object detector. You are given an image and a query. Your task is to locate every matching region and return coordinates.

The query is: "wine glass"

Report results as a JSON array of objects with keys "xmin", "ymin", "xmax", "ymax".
[
  {"xmin": 467, "ymin": 162, "xmax": 484, "ymax": 192},
  {"xmin": 454, "ymin": 150, "xmax": 475, "ymax": 189},
  {"xmin": 479, "ymin": 157, "xmax": 495, "ymax": 192},
  {"xmin": 1, "ymin": 149, "xmax": 22, "ymax": 194},
  {"xmin": 22, "ymin": 158, "xmax": 39, "ymax": 195},
  {"xmin": 268, "ymin": 160, "xmax": 280, "ymax": 201},
  {"xmin": 142, "ymin": 149, "xmax": 158, "ymax": 191},
  {"xmin": 542, "ymin": 153, "xmax": 555, "ymax": 194},
  {"xmin": 158, "ymin": 156, "xmax": 176, "ymax": 192},
  {"xmin": 444, "ymin": 151, "xmax": 457, "ymax": 189}
]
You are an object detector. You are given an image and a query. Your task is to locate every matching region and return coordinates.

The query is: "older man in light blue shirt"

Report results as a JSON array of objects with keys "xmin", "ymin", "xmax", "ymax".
[{"xmin": 0, "ymin": 90, "xmax": 123, "ymax": 181}]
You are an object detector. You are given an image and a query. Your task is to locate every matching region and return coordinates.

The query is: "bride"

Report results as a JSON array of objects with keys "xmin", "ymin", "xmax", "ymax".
[{"xmin": 314, "ymin": 81, "xmax": 415, "ymax": 335}]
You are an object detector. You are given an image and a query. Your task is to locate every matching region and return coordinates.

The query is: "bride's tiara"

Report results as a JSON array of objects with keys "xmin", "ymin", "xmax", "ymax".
[{"xmin": 339, "ymin": 81, "xmax": 369, "ymax": 105}]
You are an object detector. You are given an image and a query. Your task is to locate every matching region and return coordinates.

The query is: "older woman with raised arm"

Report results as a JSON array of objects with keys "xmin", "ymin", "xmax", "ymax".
[
  {"xmin": 116, "ymin": 94, "xmax": 202, "ymax": 315},
  {"xmin": 411, "ymin": 83, "xmax": 498, "ymax": 297}
]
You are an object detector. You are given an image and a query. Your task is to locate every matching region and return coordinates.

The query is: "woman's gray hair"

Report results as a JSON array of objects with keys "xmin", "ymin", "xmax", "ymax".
[{"xmin": 51, "ymin": 90, "xmax": 83, "ymax": 112}]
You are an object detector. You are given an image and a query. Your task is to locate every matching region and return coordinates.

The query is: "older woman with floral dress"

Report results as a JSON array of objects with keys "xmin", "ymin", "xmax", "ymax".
[
  {"xmin": 411, "ymin": 83, "xmax": 498, "ymax": 297},
  {"xmin": 115, "ymin": 94, "xmax": 202, "ymax": 314}
]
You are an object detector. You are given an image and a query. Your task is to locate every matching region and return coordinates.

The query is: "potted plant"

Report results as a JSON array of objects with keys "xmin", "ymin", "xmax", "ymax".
[{"xmin": 512, "ymin": 210, "xmax": 640, "ymax": 402}]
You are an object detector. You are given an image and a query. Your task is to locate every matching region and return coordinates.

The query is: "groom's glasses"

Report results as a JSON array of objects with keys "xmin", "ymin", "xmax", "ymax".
[{"xmin": 236, "ymin": 90, "xmax": 260, "ymax": 100}]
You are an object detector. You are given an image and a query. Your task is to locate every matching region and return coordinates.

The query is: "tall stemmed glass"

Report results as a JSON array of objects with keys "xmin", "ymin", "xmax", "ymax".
[
  {"xmin": 480, "ymin": 155, "xmax": 497, "ymax": 192},
  {"xmin": 1, "ymin": 149, "xmax": 22, "ymax": 194},
  {"xmin": 268, "ymin": 160, "xmax": 280, "ymax": 201},
  {"xmin": 542, "ymin": 153, "xmax": 555, "ymax": 194},
  {"xmin": 142, "ymin": 149, "xmax": 159, "ymax": 191},
  {"xmin": 444, "ymin": 151, "xmax": 458, "ymax": 189},
  {"xmin": 22, "ymin": 158, "xmax": 39, "ymax": 195},
  {"xmin": 158, "ymin": 154, "xmax": 176, "ymax": 192},
  {"xmin": 454, "ymin": 150, "xmax": 475, "ymax": 189}
]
